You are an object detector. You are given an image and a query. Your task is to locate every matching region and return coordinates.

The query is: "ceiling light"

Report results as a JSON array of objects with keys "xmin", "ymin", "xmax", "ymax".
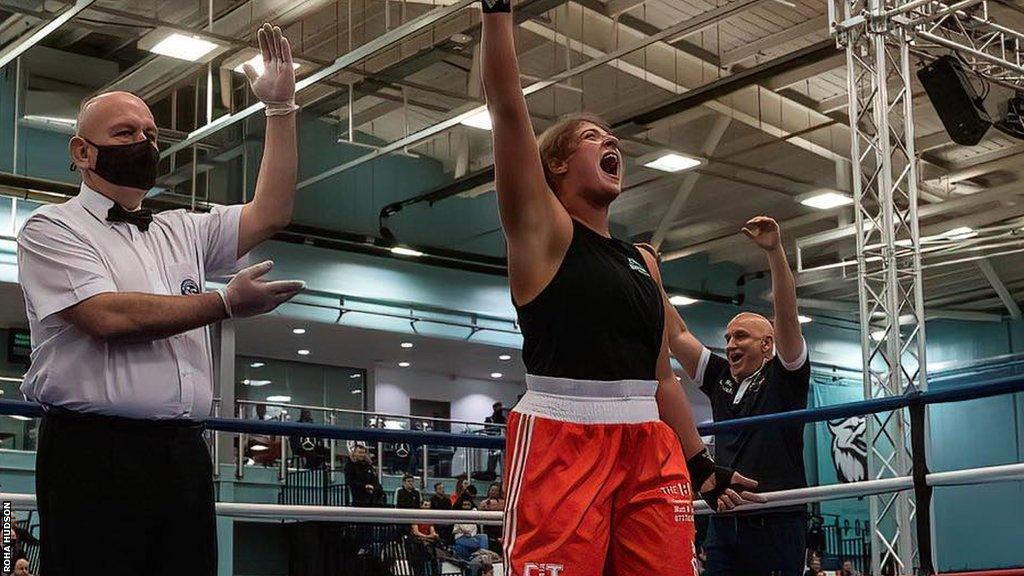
[
  {"xmin": 297, "ymin": 349, "xmax": 310, "ymax": 356},
  {"xmin": 250, "ymin": 443, "xmax": 269, "ymax": 452},
  {"xmin": 499, "ymin": 354, "xmax": 512, "ymax": 361},
  {"xmin": 798, "ymin": 315, "xmax": 813, "ymax": 324},
  {"xmin": 460, "ymin": 110, "xmax": 493, "ymax": 131},
  {"xmin": 148, "ymin": 33, "xmax": 219, "ymax": 62},
  {"xmin": 490, "ymin": 372, "xmax": 503, "ymax": 379},
  {"xmin": 944, "ymin": 226, "xmax": 977, "ymax": 240},
  {"xmin": 669, "ymin": 295, "xmax": 698, "ymax": 306},
  {"xmin": 398, "ymin": 361, "xmax": 411, "ymax": 368},
  {"xmin": 266, "ymin": 395, "xmax": 292, "ymax": 403},
  {"xmin": 241, "ymin": 379, "xmax": 272, "ymax": 386},
  {"xmin": 401, "ymin": 342, "xmax": 414, "ymax": 349},
  {"xmin": 642, "ymin": 152, "xmax": 702, "ymax": 173},
  {"xmin": 351, "ymin": 389, "xmax": 362, "ymax": 394},
  {"xmin": 292, "ymin": 328, "xmax": 306, "ymax": 335},
  {"xmin": 9, "ymin": 415, "xmax": 31, "ymax": 421},
  {"xmin": 233, "ymin": 54, "xmax": 301, "ymax": 75},
  {"xmin": 870, "ymin": 329, "xmax": 886, "ymax": 342},
  {"xmin": 350, "ymin": 373, "xmax": 362, "ymax": 379},
  {"xmin": 391, "ymin": 246, "xmax": 424, "ymax": 257},
  {"xmin": 800, "ymin": 191, "xmax": 853, "ymax": 210},
  {"xmin": 250, "ymin": 362, "xmax": 265, "ymax": 368}
]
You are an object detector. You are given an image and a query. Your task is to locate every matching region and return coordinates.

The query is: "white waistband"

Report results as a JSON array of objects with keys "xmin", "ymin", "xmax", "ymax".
[{"xmin": 513, "ymin": 374, "xmax": 659, "ymax": 424}]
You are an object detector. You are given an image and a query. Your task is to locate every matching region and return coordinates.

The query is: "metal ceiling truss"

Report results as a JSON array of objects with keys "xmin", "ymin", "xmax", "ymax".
[{"xmin": 830, "ymin": 0, "xmax": 1024, "ymax": 573}]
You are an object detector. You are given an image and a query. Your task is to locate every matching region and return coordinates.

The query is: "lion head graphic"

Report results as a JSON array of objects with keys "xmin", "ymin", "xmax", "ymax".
[{"xmin": 827, "ymin": 416, "xmax": 868, "ymax": 483}]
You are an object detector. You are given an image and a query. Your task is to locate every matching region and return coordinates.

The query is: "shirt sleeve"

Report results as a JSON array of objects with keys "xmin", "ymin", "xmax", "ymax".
[
  {"xmin": 695, "ymin": 347, "xmax": 731, "ymax": 398},
  {"xmin": 17, "ymin": 216, "xmax": 117, "ymax": 320},
  {"xmin": 184, "ymin": 204, "xmax": 246, "ymax": 277},
  {"xmin": 776, "ymin": 346, "xmax": 812, "ymax": 407},
  {"xmin": 778, "ymin": 337, "xmax": 809, "ymax": 372}
]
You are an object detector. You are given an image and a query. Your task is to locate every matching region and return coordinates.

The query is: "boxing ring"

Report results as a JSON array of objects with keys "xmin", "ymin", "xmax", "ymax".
[{"xmin": 3, "ymin": 373, "xmax": 1024, "ymax": 574}]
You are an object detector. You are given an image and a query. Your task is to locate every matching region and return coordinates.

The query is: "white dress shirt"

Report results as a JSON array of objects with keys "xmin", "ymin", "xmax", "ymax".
[{"xmin": 16, "ymin": 183, "xmax": 244, "ymax": 420}]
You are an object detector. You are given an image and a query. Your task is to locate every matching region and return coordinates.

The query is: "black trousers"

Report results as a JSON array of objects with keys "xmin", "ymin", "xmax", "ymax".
[
  {"xmin": 704, "ymin": 510, "xmax": 808, "ymax": 576},
  {"xmin": 36, "ymin": 409, "xmax": 217, "ymax": 576}
]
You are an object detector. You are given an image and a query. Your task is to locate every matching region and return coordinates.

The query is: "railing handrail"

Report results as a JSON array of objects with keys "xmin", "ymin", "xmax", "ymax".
[{"xmin": 235, "ymin": 398, "xmax": 506, "ymax": 430}]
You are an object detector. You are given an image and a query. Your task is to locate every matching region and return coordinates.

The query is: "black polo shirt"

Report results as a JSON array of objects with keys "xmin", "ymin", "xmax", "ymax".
[{"xmin": 697, "ymin": 344, "xmax": 811, "ymax": 494}]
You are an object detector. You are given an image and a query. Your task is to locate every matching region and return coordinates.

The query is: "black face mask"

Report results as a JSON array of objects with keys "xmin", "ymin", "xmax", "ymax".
[{"xmin": 80, "ymin": 138, "xmax": 160, "ymax": 191}]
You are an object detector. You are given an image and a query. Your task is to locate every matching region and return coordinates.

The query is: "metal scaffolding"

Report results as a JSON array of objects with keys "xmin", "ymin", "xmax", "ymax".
[{"xmin": 830, "ymin": 1, "xmax": 1024, "ymax": 573}]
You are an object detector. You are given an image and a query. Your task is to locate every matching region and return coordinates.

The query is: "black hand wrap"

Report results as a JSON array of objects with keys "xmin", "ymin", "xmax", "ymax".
[
  {"xmin": 481, "ymin": 0, "xmax": 511, "ymax": 12},
  {"xmin": 686, "ymin": 448, "xmax": 738, "ymax": 512}
]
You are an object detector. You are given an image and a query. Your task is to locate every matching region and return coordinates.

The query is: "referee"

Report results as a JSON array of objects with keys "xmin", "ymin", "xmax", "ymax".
[{"xmin": 16, "ymin": 24, "xmax": 303, "ymax": 576}]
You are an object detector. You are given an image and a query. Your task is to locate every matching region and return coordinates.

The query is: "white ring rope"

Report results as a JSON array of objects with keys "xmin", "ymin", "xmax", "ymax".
[{"xmin": 4, "ymin": 462, "xmax": 1022, "ymax": 524}]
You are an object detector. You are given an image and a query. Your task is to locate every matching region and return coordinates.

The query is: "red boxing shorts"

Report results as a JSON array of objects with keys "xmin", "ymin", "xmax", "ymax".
[{"xmin": 502, "ymin": 375, "xmax": 697, "ymax": 576}]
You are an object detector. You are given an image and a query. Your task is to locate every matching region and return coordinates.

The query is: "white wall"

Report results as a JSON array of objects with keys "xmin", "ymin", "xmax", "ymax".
[{"xmin": 375, "ymin": 367, "xmax": 525, "ymax": 425}]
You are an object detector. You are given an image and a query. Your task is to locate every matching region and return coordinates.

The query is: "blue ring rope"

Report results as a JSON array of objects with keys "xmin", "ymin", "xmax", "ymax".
[{"xmin": 1, "ymin": 374, "xmax": 1022, "ymax": 449}]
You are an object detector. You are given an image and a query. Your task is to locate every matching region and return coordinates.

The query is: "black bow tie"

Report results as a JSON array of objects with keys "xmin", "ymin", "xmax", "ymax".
[{"xmin": 106, "ymin": 204, "xmax": 153, "ymax": 231}]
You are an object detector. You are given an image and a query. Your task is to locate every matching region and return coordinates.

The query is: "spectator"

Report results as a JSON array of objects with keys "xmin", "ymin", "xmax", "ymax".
[
  {"xmin": 289, "ymin": 409, "xmax": 328, "ymax": 468},
  {"xmin": 412, "ymin": 500, "xmax": 441, "ymax": 543},
  {"xmin": 478, "ymin": 483, "xmax": 505, "ymax": 553},
  {"xmin": 450, "ymin": 474, "xmax": 469, "ymax": 506},
  {"xmin": 452, "ymin": 499, "xmax": 489, "ymax": 561},
  {"xmin": 480, "ymin": 563, "xmax": 494, "ymax": 576},
  {"xmin": 482, "ymin": 403, "xmax": 506, "ymax": 479},
  {"xmin": 396, "ymin": 474, "xmax": 423, "ymax": 509},
  {"xmin": 803, "ymin": 553, "xmax": 823, "ymax": 576},
  {"xmin": 13, "ymin": 558, "xmax": 32, "ymax": 576},
  {"xmin": 668, "ymin": 217, "xmax": 810, "ymax": 576},
  {"xmin": 345, "ymin": 444, "xmax": 383, "ymax": 506},
  {"xmin": 430, "ymin": 482, "xmax": 451, "ymax": 511},
  {"xmin": 841, "ymin": 560, "xmax": 860, "ymax": 576},
  {"xmin": 431, "ymin": 482, "xmax": 454, "ymax": 544},
  {"xmin": 456, "ymin": 485, "xmax": 478, "ymax": 510}
]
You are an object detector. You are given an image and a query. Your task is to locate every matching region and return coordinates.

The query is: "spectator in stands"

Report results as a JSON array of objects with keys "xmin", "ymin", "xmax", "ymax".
[
  {"xmin": 289, "ymin": 409, "xmax": 328, "ymax": 468},
  {"xmin": 480, "ymin": 563, "xmax": 494, "ymax": 576},
  {"xmin": 431, "ymin": 482, "xmax": 451, "ymax": 510},
  {"xmin": 483, "ymin": 402, "xmax": 506, "ymax": 479},
  {"xmin": 478, "ymin": 483, "xmax": 505, "ymax": 552},
  {"xmin": 412, "ymin": 500, "xmax": 441, "ymax": 543},
  {"xmin": 841, "ymin": 560, "xmax": 860, "ymax": 576},
  {"xmin": 396, "ymin": 474, "xmax": 423, "ymax": 509},
  {"xmin": 668, "ymin": 216, "xmax": 810, "ymax": 576},
  {"xmin": 803, "ymin": 553, "xmax": 824, "ymax": 576},
  {"xmin": 345, "ymin": 444, "xmax": 383, "ymax": 506},
  {"xmin": 456, "ymin": 485, "xmax": 478, "ymax": 510},
  {"xmin": 431, "ymin": 482, "xmax": 454, "ymax": 544},
  {"xmin": 451, "ymin": 473, "xmax": 469, "ymax": 506},
  {"xmin": 452, "ymin": 499, "xmax": 489, "ymax": 562},
  {"xmin": 13, "ymin": 558, "xmax": 32, "ymax": 576}
]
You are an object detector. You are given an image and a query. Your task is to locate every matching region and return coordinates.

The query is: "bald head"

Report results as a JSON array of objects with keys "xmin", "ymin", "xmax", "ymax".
[
  {"xmin": 727, "ymin": 312, "xmax": 774, "ymax": 338},
  {"xmin": 75, "ymin": 91, "xmax": 155, "ymax": 142},
  {"xmin": 70, "ymin": 91, "xmax": 159, "ymax": 203},
  {"xmin": 724, "ymin": 312, "xmax": 775, "ymax": 381}
]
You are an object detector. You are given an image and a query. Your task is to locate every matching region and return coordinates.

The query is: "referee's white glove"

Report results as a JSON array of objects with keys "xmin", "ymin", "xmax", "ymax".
[
  {"xmin": 220, "ymin": 260, "xmax": 304, "ymax": 318},
  {"xmin": 242, "ymin": 23, "xmax": 299, "ymax": 116}
]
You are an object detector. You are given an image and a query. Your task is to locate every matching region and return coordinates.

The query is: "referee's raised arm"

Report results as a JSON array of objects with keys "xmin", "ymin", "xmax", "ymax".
[{"xmin": 15, "ymin": 23, "xmax": 303, "ymax": 576}]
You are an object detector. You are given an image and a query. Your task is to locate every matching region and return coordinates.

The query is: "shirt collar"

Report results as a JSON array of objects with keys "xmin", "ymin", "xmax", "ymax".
[{"xmin": 77, "ymin": 182, "xmax": 117, "ymax": 226}]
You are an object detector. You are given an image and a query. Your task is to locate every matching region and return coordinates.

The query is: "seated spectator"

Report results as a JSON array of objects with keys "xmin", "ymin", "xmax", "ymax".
[
  {"xmin": 455, "ymin": 484, "xmax": 478, "ymax": 510},
  {"xmin": 452, "ymin": 499, "xmax": 489, "ymax": 561},
  {"xmin": 450, "ymin": 473, "xmax": 469, "ymax": 506},
  {"xmin": 804, "ymin": 553, "xmax": 824, "ymax": 576},
  {"xmin": 412, "ymin": 500, "xmax": 441, "ymax": 543},
  {"xmin": 396, "ymin": 474, "xmax": 423, "ymax": 509},
  {"xmin": 430, "ymin": 482, "xmax": 454, "ymax": 544},
  {"xmin": 13, "ymin": 557, "xmax": 32, "ymax": 576},
  {"xmin": 841, "ymin": 560, "xmax": 861, "ymax": 576},
  {"xmin": 345, "ymin": 444, "xmax": 384, "ymax": 506},
  {"xmin": 478, "ymin": 483, "xmax": 504, "ymax": 553}
]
